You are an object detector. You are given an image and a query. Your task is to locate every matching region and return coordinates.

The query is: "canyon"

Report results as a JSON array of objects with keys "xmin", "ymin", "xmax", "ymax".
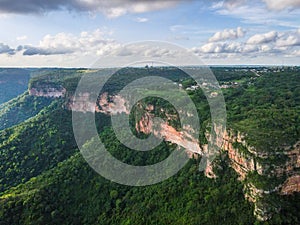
[{"xmin": 28, "ymin": 85, "xmax": 300, "ymax": 221}]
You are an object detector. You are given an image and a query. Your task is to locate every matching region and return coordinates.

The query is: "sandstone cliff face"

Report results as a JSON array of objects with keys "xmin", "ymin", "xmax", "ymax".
[
  {"xmin": 66, "ymin": 92, "xmax": 129, "ymax": 114},
  {"xmin": 97, "ymin": 92, "xmax": 129, "ymax": 115},
  {"xmin": 217, "ymin": 127, "xmax": 299, "ymax": 185},
  {"xmin": 280, "ymin": 141, "xmax": 300, "ymax": 195},
  {"xmin": 29, "ymin": 86, "xmax": 66, "ymax": 98},
  {"xmin": 134, "ymin": 103, "xmax": 202, "ymax": 157},
  {"xmin": 216, "ymin": 126, "xmax": 300, "ymax": 220},
  {"xmin": 221, "ymin": 130, "xmax": 257, "ymax": 179},
  {"xmin": 29, "ymin": 85, "xmax": 129, "ymax": 115}
]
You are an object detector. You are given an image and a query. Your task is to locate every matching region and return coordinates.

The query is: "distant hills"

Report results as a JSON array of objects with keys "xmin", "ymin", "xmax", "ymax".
[{"xmin": 0, "ymin": 68, "xmax": 31, "ymax": 105}]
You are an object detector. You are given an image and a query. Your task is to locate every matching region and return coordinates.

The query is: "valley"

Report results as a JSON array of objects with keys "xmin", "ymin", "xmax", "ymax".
[{"xmin": 0, "ymin": 67, "xmax": 299, "ymax": 225}]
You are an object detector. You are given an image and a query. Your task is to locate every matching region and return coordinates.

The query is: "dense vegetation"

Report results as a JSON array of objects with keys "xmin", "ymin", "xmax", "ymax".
[
  {"xmin": 0, "ymin": 67, "xmax": 299, "ymax": 224},
  {"xmin": 0, "ymin": 92, "xmax": 53, "ymax": 130},
  {"xmin": 0, "ymin": 128, "xmax": 256, "ymax": 225},
  {"xmin": 224, "ymin": 70, "xmax": 300, "ymax": 152},
  {"xmin": 0, "ymin": 100, "xmax": 76, "ymax": 192}
]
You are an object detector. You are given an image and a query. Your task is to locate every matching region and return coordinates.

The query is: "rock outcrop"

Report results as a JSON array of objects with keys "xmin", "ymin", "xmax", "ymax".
[
  {"xmin": 280, "ymin": 142, "xmax": 300, "ymax": 194},
  {"xmin": 29, "ymin": 85, "xmax": 129, "ymax": 115},
  {"xmin": 29, "ymin": 86, "xmax": 66, "ymax": 98},
  {"xmin": 281, "ymin": 175, "xmax": 300, "ymax": 194},
  {"xmin": 134, "ymin": 103, "xmax": 202, "ymax": 157},
  {"xmin": 218, "ymin": 128, "xmax": 300, "ymax": 220}
]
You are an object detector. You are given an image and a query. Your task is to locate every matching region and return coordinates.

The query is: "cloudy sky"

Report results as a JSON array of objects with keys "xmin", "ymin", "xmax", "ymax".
[{"xmin": 0, "ymin": 0, "xmax": 299, "ymax": 67}]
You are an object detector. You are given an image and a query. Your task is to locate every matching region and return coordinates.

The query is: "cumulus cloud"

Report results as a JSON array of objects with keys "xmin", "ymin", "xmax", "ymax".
[
  {"xmin": 193, "ymin": 41, "xmax": 278, "ymax": 58},
  {"xmin": 17, "ymin": 29, "xmax": 184, "ymax": 59},
  {"xmin": 208, "ymin": 27, "xmax": 246, "ymax": 42},
  {"xmin": 247, "ymin": 31, "xmax": 278, "ymax": 45},
  {"xmin": 21, "ymin": 29, "xmax": 119, "ymax": 56},
  {"xmin": 196, "ymin": 42, "xmax": 248, "ymax": 54},
  {"xmin": 197, "ymin": 43, "xmax": 224, "ymax": 53},
  {"xmin": 0, "ymin": 0, "xmax": 182, "ymax": 17},
  {"xmin": 2, "ymin": 25, "xmax": 300, "ymax": 66},
  {"xmin": 193, "ymin": 28, "xmax": 300, "ymax": 58},
  {"xmin": 276, "ymin": 29, "xmax": 300, "ymax": 47},
  {"xmin": 0, "ymin": 43, "xmax": 15, "ymax": 55}
]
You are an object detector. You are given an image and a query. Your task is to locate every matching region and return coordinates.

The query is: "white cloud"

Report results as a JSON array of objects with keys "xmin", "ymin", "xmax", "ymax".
[
  {"xmin": 135, "ymin": 17, "xmax": 149, "ymax": 23},
  {"xmin": 260, "ymin": 44, "xmax": 271, "ymax": 52},
  {"xmin": 276, "ymin": 29, "xmax": 300, "ymax": 47},
  {"xmin": 193, "ymin": 28, "xmax": 300, "ymax": 59},
  {"xmin": 198, "ymin": 42, "xmax": 224, "ymax": 53},
  {"xmin": 130, "ymin": 1, "xmax": 177, "ymax": 13},
  {"xmin": 247, "ymin": 31, "xmax": 278, "ymax": 44},
  {"xmin": 245, "ymin": 29, "xmax": 300, "ymax": 49},
  {"xmin": 196, "ymin": 42, "xmax": 245, "ymax": 54},
  {"xmin": 2, "ymin": 27, "xmax": 300, "ymax": 67},
  {"xmin": 21, "ymin": 29, "xmax": 119, "ymax": 56},
  {"xmin": 208, "ymin": 27, "xmax": 246, "ymax": 42},
  {"xmin": 16, "ymin": 29, "xmax": 186, "ymax": 61}
]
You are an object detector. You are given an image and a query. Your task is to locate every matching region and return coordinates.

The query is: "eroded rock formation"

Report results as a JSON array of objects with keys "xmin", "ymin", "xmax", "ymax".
[{"xmin": 29, "ymin": 86, "xmax": 66, "ymax": 98}]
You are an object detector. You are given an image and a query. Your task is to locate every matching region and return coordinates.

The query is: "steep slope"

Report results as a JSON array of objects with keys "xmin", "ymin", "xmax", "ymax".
[
  {"xmin": 0, "ymin": 92, "xmax": 53, "ymax": 130},
  {"xmin": 0, "ymin": 100, "xmax": 77, "ymax": 192},
  {"xmin": 131, "ymin": 70, "xmax": 300, "ymax": 221},
  {"xmin": 0, "ymin": 128, "xmax": 256, "ymax": 225},
  {"xmin": 222, "ymin": 71, "xmax": 300, "ymax": 220}
]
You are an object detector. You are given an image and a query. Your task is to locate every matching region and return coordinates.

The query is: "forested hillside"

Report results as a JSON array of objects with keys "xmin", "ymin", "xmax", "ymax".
[
  {"xmin": 0, "ymin": 92, "xmax": 53, "ymax": 130},
  {"xmin": 0, "ymin": 129, "xmax": 256, "ymax": 225},
  {"xmin": 0, "ymin": 67, "xmax": 299, "ymax": 225}
]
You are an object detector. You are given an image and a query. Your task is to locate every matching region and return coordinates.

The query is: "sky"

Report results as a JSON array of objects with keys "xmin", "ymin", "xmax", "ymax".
[{"xmin": 0, "ymin": 0, "xmax": 299, "ymax": 67}]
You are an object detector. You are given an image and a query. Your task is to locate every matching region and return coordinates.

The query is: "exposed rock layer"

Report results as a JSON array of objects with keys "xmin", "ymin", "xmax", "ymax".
[{"xmin": 29, "ymin": 86, "xmax": 66, "ymax": 98}]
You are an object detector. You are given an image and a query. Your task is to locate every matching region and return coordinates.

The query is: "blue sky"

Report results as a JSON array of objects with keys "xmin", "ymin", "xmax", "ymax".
[{"xmin": 0, "ymin": 0, "xmax": 299, "ymax": 67}]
